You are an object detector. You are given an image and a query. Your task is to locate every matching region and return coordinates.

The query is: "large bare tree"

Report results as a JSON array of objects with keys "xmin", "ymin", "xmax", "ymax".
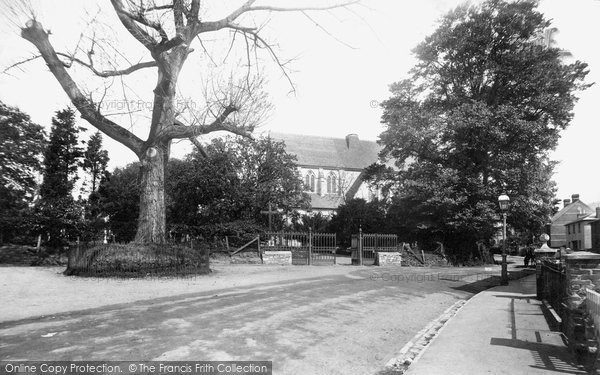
[{"xmin": 13, "ymin": 0, "xmax": 359, "ymax": 243}]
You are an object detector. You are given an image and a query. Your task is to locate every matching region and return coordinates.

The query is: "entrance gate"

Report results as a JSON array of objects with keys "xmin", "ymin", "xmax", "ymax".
[
  {"xmin": 263, "ymin": 231, "xmax": 336, "ymax": 265},
  {"xmin": 351, "ymin": 230, "xmax": 398, "ymax": 265}
]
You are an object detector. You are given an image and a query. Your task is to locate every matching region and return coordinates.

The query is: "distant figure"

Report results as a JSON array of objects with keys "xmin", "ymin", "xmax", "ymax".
[{"xmin": 524, "ymin": 246, "xmax": 534, "ymax": 267}]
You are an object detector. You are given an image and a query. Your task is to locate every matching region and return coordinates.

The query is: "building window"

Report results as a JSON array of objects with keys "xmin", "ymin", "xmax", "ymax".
[
  {"xmin": 327, "ymin": 172, "xmax": 338, "ymax": 194},
  {"xmin": 578, "ymin": 223, "xmax": 581, "ymax": 233},
  {"xmin": 568, "ymin": 226, "xmax": 571, "ymax": 235},
  {"xmin": 305, "ymin": 171, "xmax": 315, "ymax": 192}
]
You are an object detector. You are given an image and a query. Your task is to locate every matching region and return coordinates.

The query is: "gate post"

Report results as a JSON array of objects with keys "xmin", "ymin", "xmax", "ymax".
[
  {"xmin": 333, "ymin": 234, "xmax": 337, "ymax": 265},
  {"xmin": 358, "ymin": 226, "xmax": 363, "ymax": 266},
  {"xmin": 308, "ymin": 228, "xmax": 313, "ymax": 266}
]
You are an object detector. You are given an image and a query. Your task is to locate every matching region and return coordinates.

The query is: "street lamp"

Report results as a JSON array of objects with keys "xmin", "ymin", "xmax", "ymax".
[{"xmin": 498, "ymin": 194, "xmax": 510, "ymax": 285}]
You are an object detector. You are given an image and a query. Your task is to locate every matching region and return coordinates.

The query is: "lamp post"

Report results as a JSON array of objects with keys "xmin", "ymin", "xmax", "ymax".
[{"xmin": 498, "ymin": 194, "xmax": 510, "ymax": 285}]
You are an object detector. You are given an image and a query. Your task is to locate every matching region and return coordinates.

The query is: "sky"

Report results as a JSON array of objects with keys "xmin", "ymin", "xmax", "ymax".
[{"xmin": 0, "ymin": 0, "xmax": 598, "ymax": 205}]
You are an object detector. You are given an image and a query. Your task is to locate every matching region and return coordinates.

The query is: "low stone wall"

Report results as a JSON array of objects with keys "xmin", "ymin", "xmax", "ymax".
[
  {"xmin": 261, "ymin": 251, "xmax": 292, "ymax": 265},
  {"xmin": 375, "ymin": 252, "xmax": 402, "ymax": 266}
]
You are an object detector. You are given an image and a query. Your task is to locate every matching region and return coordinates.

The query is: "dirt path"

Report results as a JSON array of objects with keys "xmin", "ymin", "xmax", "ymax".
[{"xmin": 1, "ymin": 264, "xmax": 499, "ymax": 374}]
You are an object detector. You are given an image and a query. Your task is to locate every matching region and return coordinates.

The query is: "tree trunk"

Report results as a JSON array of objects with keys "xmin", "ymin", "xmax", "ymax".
[{"xmin": 134, "ymin": 144, "xmax": 167, "ymax": 243}]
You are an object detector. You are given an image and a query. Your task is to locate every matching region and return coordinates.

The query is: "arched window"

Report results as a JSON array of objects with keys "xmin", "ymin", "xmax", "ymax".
[
  {"xmin": 327, "ymin": 172, "xmax": 338, "ymax": 194},
  {"xmin": 305, "ymin": 171, "xmax": 315, "ymax": 192}
]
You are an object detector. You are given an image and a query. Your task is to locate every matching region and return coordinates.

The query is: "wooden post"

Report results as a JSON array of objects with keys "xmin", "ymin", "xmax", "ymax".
[
  {"xmin": 225, "ymin": 236, "xmax": 229, "ymax": 251},
  {"xmin": 308, "ymin": 228, "xmax": 313, "ymax": 266},
  {"xmin": 257, "ymin": 236, "xmax": 263, "ymax": 264},
  {"xmin": 358, "ymin": 226, "xmax": 363, "ymax": 266},
  {"xmin": 36, "ymin": 234, "xmax": 42, "ymax": 254}
]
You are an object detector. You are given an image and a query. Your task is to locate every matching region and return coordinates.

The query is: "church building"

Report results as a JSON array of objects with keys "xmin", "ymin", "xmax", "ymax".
[{"xmin": 270, "ymin": 132, "xmax": 384, "ymax": 216}]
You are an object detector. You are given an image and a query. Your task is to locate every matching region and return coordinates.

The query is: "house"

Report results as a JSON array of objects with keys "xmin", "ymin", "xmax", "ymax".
[
  {"xmin": 565, "ymin": 207, "xmax": 600, "ymax": 251},
  {"xmin": 592, "ymin": 213, "xmax": 600, "ymax": 251},
  {"xmin": 549, "ymin": 194, "xmax": 594, "ymax": 248},
  {"xmin": 270, "ymin": 132, "xmax": 385, "ymax": 215}
]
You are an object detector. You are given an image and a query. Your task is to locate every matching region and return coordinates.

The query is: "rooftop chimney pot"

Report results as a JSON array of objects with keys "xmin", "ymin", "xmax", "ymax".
[{"xmin": 572, "ymin": 194, "xmax": 580, "ymax": 203}]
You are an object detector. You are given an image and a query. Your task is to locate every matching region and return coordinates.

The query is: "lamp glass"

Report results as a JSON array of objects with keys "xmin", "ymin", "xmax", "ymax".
[{"xmin": 498, "ymin": 194, "xmax": 510, "ymax": 211}]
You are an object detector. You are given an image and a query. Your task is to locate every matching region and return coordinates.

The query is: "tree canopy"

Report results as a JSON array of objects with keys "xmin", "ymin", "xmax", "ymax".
[
  {"xmin": 0, "ymin": 101, "xmax": 46, "ymax": 242},
  {"xmin": 14, "ymin": 0, "xmax": 360, "ymax": 243},
  {"xmin": 376, "ymin": 0, "xmax": 590, "ymax": 258}
]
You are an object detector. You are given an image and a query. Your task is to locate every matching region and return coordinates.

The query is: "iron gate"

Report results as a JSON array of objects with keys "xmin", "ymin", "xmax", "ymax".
[
  {"xmin": 351, "ymin": 231, "xmax": 398, "ymax": 265},
  {"xmin": 263, "ymin": 231, "xmax": 336, "ymax": 265}
]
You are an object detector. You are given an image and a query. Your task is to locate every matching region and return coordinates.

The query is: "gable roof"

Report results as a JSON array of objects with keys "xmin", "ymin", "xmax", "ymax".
[
  {"xmin": 269, "ymin": 132, "xmax": 382, "ymax": 170},
  {"xmin": 551, "ymin": 200, "xmax": 594, "ymax": 224}
]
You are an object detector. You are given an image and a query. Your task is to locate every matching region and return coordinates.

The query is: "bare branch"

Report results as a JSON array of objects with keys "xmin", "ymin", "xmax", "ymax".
[
  {"xmin": 173, "ymin": 0, "xmax": 185, "ymax": 32},
  {"xmin": 168, "ymin": 105, "xmax": 251, "ymax": 139},
  {"xmin": 21, "ymin": 20, "xmax": 144, "ymax": 155},
  {"xmin": 55, "ymin": 52, "xmax": 157, "ymax": 77},
  {"xmin": 227, "ymin": 25, "xmax": 296, "ymax": 94},
  {"xmin": 301, "ymin": 11, "xmax": 356, "ymax": 49},
  {"xmin": 110, "ymin": 0, "xmax": 157, "ymax": 52},
  {"xmin": 197, "ymin": 1, "xmax": 359, "ymax": 34},
  {"xmin": 186, "ymin": 0, "xmax": 201, "ymax": 22},
  {"xmin": 189, "ymin": 137, "xmax": 209, "ymax": 158},
  {"xmin": 2, "ymin": 54, "xmax": 42, "ymax": 74}
]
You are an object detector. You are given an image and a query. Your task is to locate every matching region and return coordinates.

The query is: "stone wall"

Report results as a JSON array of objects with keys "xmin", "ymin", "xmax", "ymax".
[
  {"xmin": 375, "ymin": 252, "xmax": 402, "ymax": 266},
  {"xmin": 262, "ymin": 251, "xmax": 292, "ymax": 265}
]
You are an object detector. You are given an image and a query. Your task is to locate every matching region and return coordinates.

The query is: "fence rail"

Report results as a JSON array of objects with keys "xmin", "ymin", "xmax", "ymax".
[
  {"xmin": 262, "ymin": 231, "xmax": 336, "ymax": 265},
  {"xmin": 352, "ymin": 232, "xmax": 398, "ymax": 266},
  {"xmin": 539, "ymin": 260, "xmax": 567, "ymax": 321}
]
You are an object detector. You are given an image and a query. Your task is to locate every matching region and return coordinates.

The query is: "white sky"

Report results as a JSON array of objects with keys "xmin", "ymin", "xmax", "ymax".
[{"xmin": 0, "ymin": 0, "xmax": 598, "ymax": 204}]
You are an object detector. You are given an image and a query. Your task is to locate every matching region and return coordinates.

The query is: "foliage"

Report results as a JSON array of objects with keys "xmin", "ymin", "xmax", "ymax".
[
  {"xmin": 39, "ymin": 108, "xmax": 83, "ymax": 201},
  {"xmin": 97, "ymin": 163, "xmax": 140, "ymax": 242},
  {"xmin": 328, "ymin": 199, "xmax": 387, "ymax": 248},
  {"xmin": 288, "ymin": 212, "xmax": 331, "ymax": 233},
  {"xmin": 377, "ymin": 0, "xmax": 590, "ymax": 258},
  {"xmin": 0, "ymin": 101, "xmax": 46, "ymax": 243},
  {"xmin": 167, "ymin": 136, "xmax": 308, "ymax": 229},
  {"xmin": 34, "ymin": 108, "xmax": 85, "ymax": 247},
  {"xmin": 81, "ymin": 131, "xmax": 109, "ymax": 195}
]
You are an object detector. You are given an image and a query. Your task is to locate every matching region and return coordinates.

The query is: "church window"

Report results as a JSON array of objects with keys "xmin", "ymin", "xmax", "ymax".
[
  {"xmin": 327, "ymin": 172, "xmax": 338, "ymax": 194},
  {"xmin": 305, "ymin": 171, "xmax": 315, "ymax": 192}
]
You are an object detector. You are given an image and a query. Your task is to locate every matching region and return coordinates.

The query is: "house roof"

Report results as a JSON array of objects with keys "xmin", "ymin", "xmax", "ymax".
[
  {"xmin": 565, "ymin": 213, "xmax": 599, "ymax": 226},
  {"xmin": 269, "ymin": 132, "xmax": 383, "ymax": 170},
  {"xmin": 551, "ymin": 200, "xmax": 594, "ymax": 224}
]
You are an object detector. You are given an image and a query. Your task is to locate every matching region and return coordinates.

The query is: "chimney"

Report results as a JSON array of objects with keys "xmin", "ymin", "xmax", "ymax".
[
  {"xmin": 345, "ymin": 134, "xmax": 359, "ymax": 149},
  {"xmin": 572, "ymin": 194, "xmax": 580, "ymax": 203},
  {"xmin": 563, "ymin": 199, "xmax": 571, "ymax": 206}
]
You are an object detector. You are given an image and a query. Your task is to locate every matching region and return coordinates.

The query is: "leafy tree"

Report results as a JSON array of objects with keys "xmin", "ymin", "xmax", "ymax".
[
  {"xmin": 39, "ymin": 108, "xmax": 83, "ymax": 201},
  {"xmin": 97, "ymin": 164, "xmax": 141, "ymax": 242},
  {"xmin": 377, "ymin": 0, "xmax": 590, "ymax": 258},
  {"xmin": 328, "ymin": 198, "xmax": 387, "ymax": 248},
  {"xmin": 0, "ymin": 101, "xmax": 46, "ymax": 243},
  {"xmin": 167, "ymin": 136, "xmax": 307, "ymax": 229},
  {"xmin": 37, "ymin": 108, "xmax": 84, "ymax": 246},
  {"xmin": 17, "ymin": 1, "xmax": 359, "ymax": 243},
  {"xmin": 81, "ymin": 131, "xmax": 109, "ymax": 195}
]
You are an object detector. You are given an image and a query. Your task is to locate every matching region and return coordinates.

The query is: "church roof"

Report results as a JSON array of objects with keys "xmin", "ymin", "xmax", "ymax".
[{"xmin": 270, "ymin": 132, "xmax": 382, "ymax": 170}]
